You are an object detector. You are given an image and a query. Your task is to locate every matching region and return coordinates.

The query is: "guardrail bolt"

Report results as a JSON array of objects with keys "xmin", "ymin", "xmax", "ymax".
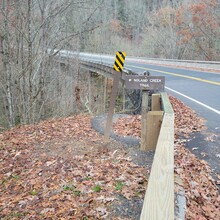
[{"xmin": 143, "ymin": 71, "xmax": 150, "ymax": 76}]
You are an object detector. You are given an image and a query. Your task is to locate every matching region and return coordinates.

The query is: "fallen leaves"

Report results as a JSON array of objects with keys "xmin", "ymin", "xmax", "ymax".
[
  {"xmin": 0, "ymin": 95, "xmax": 219, "ymax": 219},
  {"xmin": 1, "ymin": 114, "xmax": 102, "ymax": 147},
  {"xmin": 169, "ymin": 96, "xmax": 205, "ymax": 138},
  {"xmin": 175, "ymin": 145, "xmax": 219, "ymax": 220},
  {"xmin": 0, "ymin": 114, "xmax": 148, "ymax": 219},
  {"xmin": 113, "ymin": 115, "xmax": 141, "ymax": 139}
]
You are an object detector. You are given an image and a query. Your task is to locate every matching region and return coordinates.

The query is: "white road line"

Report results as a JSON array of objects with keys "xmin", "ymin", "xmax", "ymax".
[{"xmin": 166, "ymin": 87, "xmax": 220, "ymax": 115}]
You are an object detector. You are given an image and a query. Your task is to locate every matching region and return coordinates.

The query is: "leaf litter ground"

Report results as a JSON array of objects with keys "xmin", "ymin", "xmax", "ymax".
[
  {"xmin": 0, "ymin": 115, "xmax": 147, "ymax": 220},
  {"xmin": 0, "ymin": 96, "xmax": 219, "ymax": 219}
]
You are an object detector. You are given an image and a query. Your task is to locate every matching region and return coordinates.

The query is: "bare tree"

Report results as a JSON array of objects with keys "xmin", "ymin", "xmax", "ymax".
[
  {"xmin": 1, "ymin": 0, "xmax": 219, "ymax": 128},
  {"xmin": 0, "ymin": 0, "xmax": 104, "ymax": 127},
  {"xmin": 0, "ymin": 0, "xmax": 15, "ymax": 127}
]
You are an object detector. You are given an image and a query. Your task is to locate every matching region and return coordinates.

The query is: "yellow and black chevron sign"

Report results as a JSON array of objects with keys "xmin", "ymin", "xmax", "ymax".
[{"xmin": 113, "ymin": 51, "xmax": 126, "ymax": 72}]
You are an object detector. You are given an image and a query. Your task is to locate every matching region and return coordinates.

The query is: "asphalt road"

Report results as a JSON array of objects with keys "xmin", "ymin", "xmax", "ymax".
[
  {"xmin": 80, "ymin": 54, "xmax": 220, "ymax": 178},
  {"xmin": 124, "ymin": 60, "xmax": 220, "ymax": 179}
]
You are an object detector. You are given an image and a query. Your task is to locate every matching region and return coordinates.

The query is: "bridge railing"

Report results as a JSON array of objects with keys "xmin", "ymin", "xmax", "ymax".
[
  {"xmin": 131, "ymin": 57, "xmax": 220, "ymax": 71},
  {"xmin": 52, "ymin": 49, "xmax": 220, "ymax": 72},
  {"xmin": 79, "ymin": 59, "xmax": 137, "ymax": 82}
]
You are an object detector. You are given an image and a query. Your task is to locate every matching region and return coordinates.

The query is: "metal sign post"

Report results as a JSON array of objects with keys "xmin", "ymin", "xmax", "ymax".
[
  {"xmin": 104, "ymin": 51, "xmax": 126, "ymax": 141},
  {"xmin": 104, "ymin": 71, "xmax": 121, "ymax": 141}
]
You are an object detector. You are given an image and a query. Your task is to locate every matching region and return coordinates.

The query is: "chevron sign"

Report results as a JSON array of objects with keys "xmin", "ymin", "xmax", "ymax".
[{"xmin": 113, "ymin": 51, "xmax": 126, "ymax": 72}]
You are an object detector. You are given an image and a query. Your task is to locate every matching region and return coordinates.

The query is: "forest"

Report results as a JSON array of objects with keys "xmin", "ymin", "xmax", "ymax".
[{"xmin": 0, "ymin": 0, "xmax": 220, "ymax": 128}]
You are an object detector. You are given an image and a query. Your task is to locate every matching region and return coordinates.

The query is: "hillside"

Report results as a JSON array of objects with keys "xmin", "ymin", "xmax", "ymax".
[{"xmin": 0, "ymin": 97, "xmax": 219, "ymax": 219}]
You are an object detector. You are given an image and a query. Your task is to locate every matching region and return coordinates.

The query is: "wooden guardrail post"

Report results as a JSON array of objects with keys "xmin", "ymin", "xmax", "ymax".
[
  {"xmin": 141, "ymin": 93, "xmax": 163, "ymax": 151},
  {"xmin": 140, "ymin": 92, "xmax": 174, "ymax": 220},
  {"xmin": 141, "ymin": 90, "xmax": 149, "ymax": 151},
  {"xmin": 146, "ymin": 111, "xmax": 163, "ymax": 151},
  {"xmin": 152, "ymin": 93, "xmax": 161, "ymax": 111}
]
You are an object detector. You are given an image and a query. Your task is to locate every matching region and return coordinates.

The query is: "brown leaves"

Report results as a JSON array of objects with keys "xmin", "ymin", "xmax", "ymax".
[
  {"xmin": 0, "ymin": 114, "xmax": 148, "ymax": 219},
  {"xmin": 169, "ymin": 96, "xmax": 205, "ymax": 139},
  {"xmin": 113, "ymin": 96, "xmax": 204, "ymax": 140},
  {"xmin": 175, "ymin": 145, "xmax": 220, "ymax": 220},
  {"xmin": 113, "ymin": 115, "xmax": 141, "ymax": 138},
  {"xmin": 1, "ymin": 114, "xmax": 102, "ymax": 146}
]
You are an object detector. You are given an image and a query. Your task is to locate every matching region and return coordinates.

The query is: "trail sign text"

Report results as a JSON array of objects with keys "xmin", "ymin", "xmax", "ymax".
[{"xmin": 125, "ymin": 76, "xmax": 165, "ymax": 90}]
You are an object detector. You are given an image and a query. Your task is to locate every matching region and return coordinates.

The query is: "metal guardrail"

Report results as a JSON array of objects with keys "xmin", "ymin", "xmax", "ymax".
[
  {"xmin": 52, "ymin": 49, "xmax": 220, "ymax": 64},
  {"xmin": 79, "ymin": 60, "xmax": 130, "ymax": 86},
  {"xmin": 80, "ymin": 59, "xmax": 117, "ymax": 79},
  {"xmin": 133, "ymin": 57, "xmax": 220, "ymax": 65},
  {"xmin": 79, "ymin": 59, "xmax": 138, "ymax": 81},
  {"xmin": 53, "ymin": 49, "xmax": 220, "ymax": 71},
  {"xmin": 132, "ymin": 57, "xmax": 220, "ymax": 72}
]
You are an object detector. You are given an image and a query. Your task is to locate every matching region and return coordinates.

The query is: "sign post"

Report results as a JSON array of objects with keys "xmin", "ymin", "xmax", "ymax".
[
  {"xmin": 104, "ymin": 71, "xmax": 121, "ymax": 141},
  {"xmin": 104, "ymin": 51, "xmax": 126, "ymax": 141}
]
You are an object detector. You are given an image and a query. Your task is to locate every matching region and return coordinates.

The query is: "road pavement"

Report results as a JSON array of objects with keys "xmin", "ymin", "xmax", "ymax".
[{"xmin": 125, "ymin": 61, "xmax": 220, "ymax": 179}]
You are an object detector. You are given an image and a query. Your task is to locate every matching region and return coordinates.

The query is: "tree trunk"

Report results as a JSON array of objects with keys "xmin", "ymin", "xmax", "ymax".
[{"xmin": 1, "ymin": 0, "xmax": 15, "ymax": 127}]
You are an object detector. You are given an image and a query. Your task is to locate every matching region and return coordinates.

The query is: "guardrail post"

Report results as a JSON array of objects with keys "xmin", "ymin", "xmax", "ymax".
[
  {"xmin": 141, "ymin": 90, "xmax": 149, "ymax": 151},
  {"xmin": 152, "ymin": 93, "xmax": 161, "ymax": 111},
  {"xmin": 146, "ymin": 111, "xmax": 163, "ymax": 150}
]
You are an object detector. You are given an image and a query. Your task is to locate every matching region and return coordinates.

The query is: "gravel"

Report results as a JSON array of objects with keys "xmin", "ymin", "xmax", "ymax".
[
  {"xmin": 91, "ymin": 114, "xmax": 155, "ymax": 168},
  {"xmin": 110, "ymin": 195, "xmax": 144, "ymax": 220},
  {"xmin": 91, "ymin": 114, "xmax": 140, "ymax": 146}
]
